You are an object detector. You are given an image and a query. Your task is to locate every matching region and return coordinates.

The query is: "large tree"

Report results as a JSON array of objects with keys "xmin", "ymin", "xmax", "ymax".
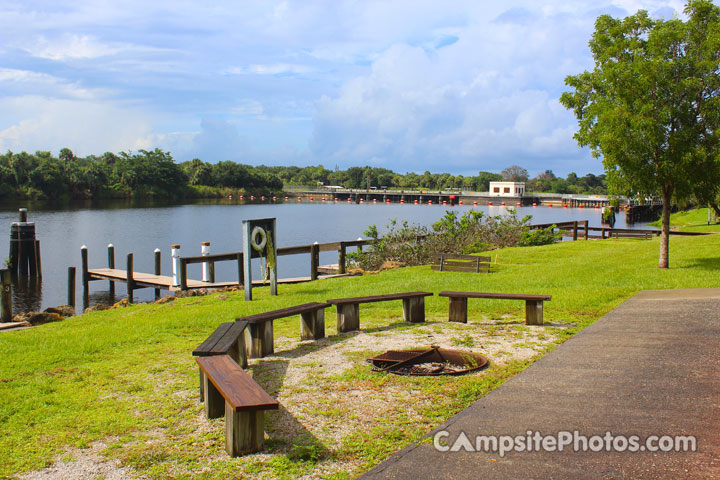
[{"xmin": 560, "ymin": 0, "xmax": 720, "ymax": 268}]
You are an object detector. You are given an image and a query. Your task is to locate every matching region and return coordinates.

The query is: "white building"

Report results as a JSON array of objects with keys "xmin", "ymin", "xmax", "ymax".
[{"xmin": 489, "ymin": 181, "xmax": 525, "ymax": 197}]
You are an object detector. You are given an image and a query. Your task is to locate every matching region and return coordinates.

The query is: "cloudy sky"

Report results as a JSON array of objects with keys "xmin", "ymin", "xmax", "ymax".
[{"xmin": 0, "ymin": 0, "xmax": 690, "ymax": 176}]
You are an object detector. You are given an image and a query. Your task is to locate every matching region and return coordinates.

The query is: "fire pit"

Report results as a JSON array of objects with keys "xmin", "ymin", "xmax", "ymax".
[{"xmin": 366, "ymin": 346, "xmax": 489, "ymax": 376}]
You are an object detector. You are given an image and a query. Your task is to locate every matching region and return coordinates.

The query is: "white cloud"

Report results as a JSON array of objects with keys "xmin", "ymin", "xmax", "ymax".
[
  {"xmin": 0, "ymin": 96, "xmax": 154, "ymax": 156},
  {"xmin": 225, "ymin": 63, "xmax": 316, "ymax": 76}
]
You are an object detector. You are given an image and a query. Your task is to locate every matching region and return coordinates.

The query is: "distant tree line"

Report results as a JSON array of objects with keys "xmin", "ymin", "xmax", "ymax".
[
  {"xmin": 0, "ymin": 148, "xmax": 607, "ymax": 200},
  {"xmin": 0, "ymin": 149, "xmax": 283, "ymax": 200}
]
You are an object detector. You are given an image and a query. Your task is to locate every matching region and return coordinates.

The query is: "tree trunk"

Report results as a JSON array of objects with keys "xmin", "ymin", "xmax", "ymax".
[
  {"xmin": 710, "ymin": 202, "xmax": 720, "ymax": 218},
  {"xmin": 659, "ymin": 188, "xmax": 672, "ymax": 269}
]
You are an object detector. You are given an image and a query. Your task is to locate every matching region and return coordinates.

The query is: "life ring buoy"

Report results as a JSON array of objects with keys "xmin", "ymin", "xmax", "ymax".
[{"xmin": 250, "ymin": 226, "xmax": 267, "ymax": 251}]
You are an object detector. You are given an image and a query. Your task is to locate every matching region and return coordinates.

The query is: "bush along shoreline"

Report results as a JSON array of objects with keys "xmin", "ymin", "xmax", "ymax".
[{"xmin": 348, "ymin": 209, "xmax": 560, "ymax": 271}]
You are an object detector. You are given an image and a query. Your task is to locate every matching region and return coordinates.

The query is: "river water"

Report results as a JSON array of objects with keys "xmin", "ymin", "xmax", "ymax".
[{"xmin": 0, "ymin": 198, "xmax": 649, "ymax": 313}]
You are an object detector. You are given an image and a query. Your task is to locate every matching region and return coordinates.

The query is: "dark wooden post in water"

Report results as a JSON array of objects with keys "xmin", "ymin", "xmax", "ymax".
[
  {"xmin": 1, "ymin": 268, "xmax": 11, "ymax": 321},
  {"xmin": 126, "ymin": 253, "xmax": 134, "ymax": 303},
  {"xmin": 67, "ymin": 267, "xmax": 76, "ymax": 308},
  {"xmin": 34, "ymin": 240, "xmax": 42, "ymax": 277},
  {"xmin": 107, "ymin": 243, "xmax": 115, "ymax": 297},
  {"xmin": 338, "ymin": 242, "xmax": 347, "ymax": 274},
  {"xmin": 81, "ymin": 246, "xmax": 89, "ymax": 292},
  {"xmin": 9, "ymin": 208, "xmax": 40, "ymax": 277},
  {"xmin": 310, "ymin": 243, "xmax": 319, "ymax": 281},
  {"xmin": 154, "ymin": 248, "xmax": 161, "ymax": 300}
]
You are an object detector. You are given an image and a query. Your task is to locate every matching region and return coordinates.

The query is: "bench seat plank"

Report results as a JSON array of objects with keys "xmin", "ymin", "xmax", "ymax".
[
  {"xmin": 238, "ymin": 302, "xmax": 330, "ymax": 324},
  {"xmin": 196, "ymin": 356, "xmax": 278, "ymax": 412},
  {"xmin": 193, "ymin": 321, "xmax": 248, "ymax": 356},
  {"xmin": 439, "ymin": 291, "xmax": 551, "ymax": 301},
  {"xmin": 326, "ymin": 291, "xmax": 433, "ymax": 305}
]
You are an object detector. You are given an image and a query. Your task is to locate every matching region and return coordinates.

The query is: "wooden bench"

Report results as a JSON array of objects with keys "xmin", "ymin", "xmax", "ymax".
[
  {"xmin": 238, "ymin": 302, "xmax": 331, "ymax": 358},
  {"xmin": 326, "ymin": 291, "xmax": 434, "ymax": 332},
  {"xmin": 193, "ymin": 320, "xmax": 248, "ymax": 401},
  {"xmin": 196, "ymin": 355, "xmax": 278, "ymax": 456},
  {"xmin": 431, "ymin": 254, "xmax": 491, "ymax": 273},
  {"xmin": 438, "ymin": 291, "xmax": 552, "ymax": 325}
]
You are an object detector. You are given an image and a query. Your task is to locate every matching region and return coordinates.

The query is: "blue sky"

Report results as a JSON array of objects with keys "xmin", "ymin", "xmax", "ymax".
[{"xmin": 0, "ymin": 0, "xmax": 690, "ymax": 176}]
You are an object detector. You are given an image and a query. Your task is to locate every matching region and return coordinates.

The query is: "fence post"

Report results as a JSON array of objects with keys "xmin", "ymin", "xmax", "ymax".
[
  {"xmin": 357, "ymin": 237, "xmax": 363, "ymax": 253},
  {"xmin": 1, "ymin": 269, "xmax": 11, "ymax": 321},
  {"xmin": 584, "ymin": 220, "xmax": 589, "ymax": 240},
  {"xmin": 310, "ymin": 243, "xmax": 319, "ymax": 281},
  {"xmin": 35, "ymin": 240, "xmax": 42, "ymax": 277},
  {"xmin": 338, "ymin": 242, "xmax": 346, "ymax": 274},
  {"xmin": 154, "ymin": 248, "xmax": 161, "ymax": 300},
  {"xmin": 67, "ymin": 267, "xmax": 76, "ymax": 308},
  {"xmin": 237, "ymin": 253, "xmax": 244, "ymax": 287},
  {"xmin": 573, "ymin": 221, "xmax": 578, "ymax": 241}
]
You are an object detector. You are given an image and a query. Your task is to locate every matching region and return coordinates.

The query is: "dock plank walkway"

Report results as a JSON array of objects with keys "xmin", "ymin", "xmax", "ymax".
[
  {"xmin": 361, "ymin": 288, "xmax": 720, "ymax": 479},
  {"xmin": 87, "ymin": 268, "xmax": 349, "ymax": 291}
]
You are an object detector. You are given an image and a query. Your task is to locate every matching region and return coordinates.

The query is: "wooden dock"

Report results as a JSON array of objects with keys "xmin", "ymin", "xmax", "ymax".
[{"xmin": 87, "ymin": 267, "xmax": 349, "ymax": 292}]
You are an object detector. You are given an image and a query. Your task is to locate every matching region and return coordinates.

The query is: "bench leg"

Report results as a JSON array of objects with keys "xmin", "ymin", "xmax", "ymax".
[
  {"xmin": 229, "ymin": 335, "xmax": 248, "ymax": 368},
  {"xmin": 226, "ymin": 404, "xmax": 264, "ymax": 456},
  {"xmin": 448, "ymin": 297, "xmax": 468, "ymax": 323},
  {"xmin": 402, "ymin": 297, "xmax": 426, "ymax": 323},
  {"xmin": 300, "ymin": 309, "xmax": 325, "ymax": 340},
  {"xmin": 248, "ymin": 322, "xmax": 274, "ymax": 359},
  {"xmin": 203, "ymin": 373, "xmax": 224, "ymax": 419},
  {"xmin": 336, "ymin": 304, "xmax": 360, "ymax": 332},
  {"xmin": 199, "ymin": 367, "xmax": 205, "ymax": 401},
  {"xmin": 525, "ymin": 300, "xmax": 544, "ymax": 326}
]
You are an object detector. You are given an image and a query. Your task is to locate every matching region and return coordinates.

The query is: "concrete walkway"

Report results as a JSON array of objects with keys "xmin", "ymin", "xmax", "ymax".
[{"xmin": 361, "ymin": 289, "xmax": 720, "ymax": 479}]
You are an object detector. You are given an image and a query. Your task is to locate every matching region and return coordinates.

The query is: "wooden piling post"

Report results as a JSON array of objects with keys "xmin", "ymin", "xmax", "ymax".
[
  {"xmin": 1, "ymin": 269, "xmax": 11, "ymax": 321},
  {"xmin": 338, "ymin": 242, "xmax": 346, "ymax": 274},
  {"xmin": 310, "ymin": 243, "xmax": 319, "ymax": 281},
  {"xmin": 126, "ymin": 253, "xmax": 134, "ymax": 303},
  {"xmin": 81, "ymin": 246, "xmax": 89, "ymax": 291},
  {"xmin": 34, "ymin": 240, "xmax": 42, "ymax": 277},
  {"xmin": 107, "ymin": 244, "xmax": 115, "ymax": 296},
  {"xmin": 180, "ymin": 259, "xmax": 188, "ymax": 291},
  {"xmin": 67, "ymin": 267, "xmax": 76, "ymax": 308},
  {"xmin": 572, "ymin": 221, "xmax": 578, "ymax": 241},
  {"xmin": 154, "ymin": 248, "xmax": 161, "ymax": 300},
  {"xmin": 583, "ymin": 220, "xmax": 589, "ymax": 240},
  {"xmin": 19, "ymin": 208, "xmax": 27, "ymax": 222}
]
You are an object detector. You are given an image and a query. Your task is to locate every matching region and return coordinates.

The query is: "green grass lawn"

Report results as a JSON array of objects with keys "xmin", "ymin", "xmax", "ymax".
[
  {"xmin": 1, "ymin": 234, "xmax": 719, "ymax": 479},
  {"xmin": 650, "ymin": 207, "xmax": 720, "ymax": 232}
]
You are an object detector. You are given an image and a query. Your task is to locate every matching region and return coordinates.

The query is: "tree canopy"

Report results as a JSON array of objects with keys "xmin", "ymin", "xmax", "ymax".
[{"xmin": 560, "ymin": 0, "xmax": 720, "ymax": 268}]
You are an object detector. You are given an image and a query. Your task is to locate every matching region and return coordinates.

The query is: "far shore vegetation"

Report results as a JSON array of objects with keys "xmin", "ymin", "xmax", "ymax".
[{"xmin": 0, "ymin": 147, "xmax": 608, "ymax": 201}]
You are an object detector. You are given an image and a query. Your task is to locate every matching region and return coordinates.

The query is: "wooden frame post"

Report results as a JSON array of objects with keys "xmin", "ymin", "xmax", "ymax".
[
  {"xmin": 300, "ymin": 309, "xmax": 325, "ymax": 340},
  {"xmin": 572, "ymin": 221, "xmax": 578, "ymax": 241},
  {"xmin": 226, "ymin": 406, "xmax": 264, "ymax": 456},
  {"xmin": 402, "ymin": 296, "xmax": 426, "ymax": 323},
  {"xmin": 448, "ymin": 297, "xmax": 468, "ymax": 323},
  {"xmin": 336, "ymin": 304, "xmax": 360, "ymax": 332},
  {"xmin": 525, "ymin": 300, "xmax": 544, "ymax": 325},
  {"xmin": 203, "ymin": 374, "xmax": 225, "ymax": 419},
  {"xmin": 247, "ymin": 321, "xmax": 274, "ymax": 358},
  {"xmin": 81, "ymin": 245, "xmax": 89, "ymax": 292}
]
